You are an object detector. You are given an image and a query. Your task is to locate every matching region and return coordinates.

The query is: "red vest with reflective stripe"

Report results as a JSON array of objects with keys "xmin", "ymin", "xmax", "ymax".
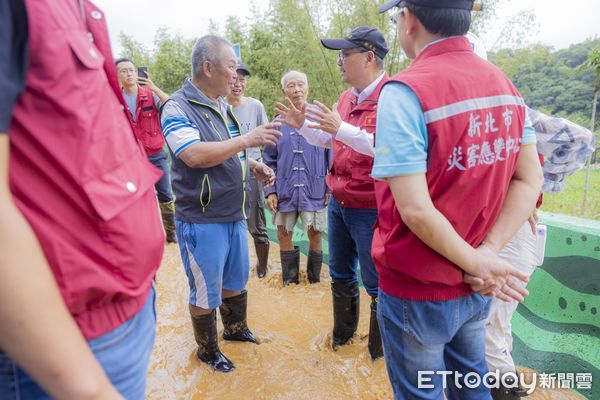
[
  {"xmin": 131, "ymin": 86, "xmax": 165, "ymax": 155},
  {"xmin": 10, "ymin": 0, "xmax": 164, "ymax": 339},
  {"xmin": 327, "ymin": 74, "xmax": 388, "ymax": 209},
  {"xmin": 373, "ymin": 37, "xmax": 526, "ymax": 301}
]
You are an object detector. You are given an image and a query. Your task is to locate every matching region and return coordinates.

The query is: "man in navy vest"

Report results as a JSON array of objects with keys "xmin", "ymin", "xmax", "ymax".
[{"xmin": 161, "ymin": 35, "xmax": 281, "ymax": 373}]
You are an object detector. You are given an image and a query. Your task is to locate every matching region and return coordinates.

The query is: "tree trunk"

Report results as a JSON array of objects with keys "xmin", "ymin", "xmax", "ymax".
[
  {"xmin": 591, "ymin": 89, "xmax": 598, "ymax": 164},
  {"xmin": 582, "ymin": 89, "xmax": 598, "ymax": 215}
]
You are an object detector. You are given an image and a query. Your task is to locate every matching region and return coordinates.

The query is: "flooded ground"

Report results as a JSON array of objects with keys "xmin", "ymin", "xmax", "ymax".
[{"xmin": 146, "ymin": 239, "xmax": 585, "ymax": 400}]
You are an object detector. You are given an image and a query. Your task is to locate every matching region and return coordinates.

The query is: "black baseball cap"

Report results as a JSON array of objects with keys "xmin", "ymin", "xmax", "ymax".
[
  {"xmin": 236, "ymin": 61, "xmax": 250, "ymax": 76},
  {"xmin": 378, "ymin": 0, "xmax": 479, "ymax": 13},
  {"xmin": 320, "ymin": 26, "xmax": 389, "ymax": 59}
]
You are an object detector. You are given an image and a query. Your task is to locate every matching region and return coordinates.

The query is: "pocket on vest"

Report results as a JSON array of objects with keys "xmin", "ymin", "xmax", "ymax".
[
  {"xmin": 67, "ymin": 32, "xmax": 105, "ymax": 70},
  {"xmin": 80, "ymin": 152, "xmax": 164, "ymax": 291},
  {"xmin": 138, "ymin": 111, "xmax": 165, "ymax": 152},
  {"xmin": 199, "ymin": 174, "xmax": 212, "ymax": 212}
]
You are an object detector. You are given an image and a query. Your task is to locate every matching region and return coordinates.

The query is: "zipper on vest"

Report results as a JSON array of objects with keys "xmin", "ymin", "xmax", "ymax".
[
  {"xmin": 207, "ymin": 118, "xmax": 225, "ymax": 141},
  {"xmin": 188, "ymin": 99, "xmax": 248, "ymax": 219},
  {"xmin": 228, "ymin": 110, "xmax": 248, "ymax": 219},
  {"xmin": 199, "ymin": 174, "xmax": 211, "ymax": 212}
]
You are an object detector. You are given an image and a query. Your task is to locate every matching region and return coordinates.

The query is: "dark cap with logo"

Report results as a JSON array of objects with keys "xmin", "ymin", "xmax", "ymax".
[
  {"xmin": 378, "ymin": 0, "xmax": 478, "ymax": 13},
  {"xmin": 320, "ymin": 26, "xmax": 389, "ymax": 59},
  {"xmin": 236, "ymin": 61, "xmax": 250, "ymax": 76}
]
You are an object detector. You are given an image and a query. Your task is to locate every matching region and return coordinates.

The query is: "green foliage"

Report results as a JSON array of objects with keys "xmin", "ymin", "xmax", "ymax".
[
  {"xmin": 576, "ymin": 45, "xmax": 600, "ymax": 77},
  {"xmin": 151, "ymin": 28, "xmax": 195, "ymax": 94},
  {"xmin": 541, "ymin": 169, "xmax": 600, "ymax": 220},
  {"xmin": 118, "ymin": 29, "xmax": 194, "ymax": 95},
  {"xmin": 118, "ymin": 32, "xmax": 151, "ymax": 67},
  {"xmin": 489, "ymin": 39, "xmax": 600, "ymax": 131}
]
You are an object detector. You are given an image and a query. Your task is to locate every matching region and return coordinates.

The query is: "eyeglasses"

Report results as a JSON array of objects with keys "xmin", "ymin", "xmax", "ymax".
[
  {"xmin": 390, "ymin": 7, "xmax": 405, "ymax": 25},
  {"xmin": 338, "ymin": 49, "xmax": 369, "ymax": 62}
]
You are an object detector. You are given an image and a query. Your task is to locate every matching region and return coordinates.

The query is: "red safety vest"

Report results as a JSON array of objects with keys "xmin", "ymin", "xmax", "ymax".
[
  {"xmin": 327, "ymin": 74, "xmax": 389, "ymax": 209},
  {"xmin": 130, "ymin": 86, "xmax": 165, "ymax": 156},
  {"xmin": 373, "ymin": 37, "xmax": 526, "ymax": 301},
  {"xmin": 10, "ymin": 0, "xmax": 164, "ymax": 339}
]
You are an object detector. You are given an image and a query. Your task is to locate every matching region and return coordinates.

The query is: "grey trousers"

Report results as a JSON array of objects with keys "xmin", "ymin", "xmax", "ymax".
[{"xmin": 247, "ymin": 175, "xmax": 269, "ymax": 244}]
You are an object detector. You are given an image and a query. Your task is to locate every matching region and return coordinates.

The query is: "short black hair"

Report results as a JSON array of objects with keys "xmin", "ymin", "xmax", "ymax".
[
  {"xmin": 115, "ymin": 57, "xmax": 134, "ymax": 67},
  {"xmin": 404, "ymin": 2, "xmax": 471, "ymax": 37}
]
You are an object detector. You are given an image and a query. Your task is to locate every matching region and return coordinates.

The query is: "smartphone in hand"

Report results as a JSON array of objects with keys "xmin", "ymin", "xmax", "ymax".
[{"xmin": 137, "ymin": 66, "xmax": 148, "ymax": 79}]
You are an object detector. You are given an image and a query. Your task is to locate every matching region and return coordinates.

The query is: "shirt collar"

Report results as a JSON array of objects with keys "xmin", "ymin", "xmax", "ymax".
[
  {"xmin": 420, "ymin": 36, "xmax": 461, "ymax": 53},
  {"xmin": 351, "ymin": 72, "xmax": 386, "ymax": 104}
]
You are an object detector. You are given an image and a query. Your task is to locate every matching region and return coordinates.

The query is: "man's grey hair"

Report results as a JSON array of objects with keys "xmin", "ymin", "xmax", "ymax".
[
  {"xmin": 281, "ymin": 70, "xmax": 308, "ymax": 89},
  {"xmin": 191, "ymin": 35, "xmax": 232, "ymax": 78}
]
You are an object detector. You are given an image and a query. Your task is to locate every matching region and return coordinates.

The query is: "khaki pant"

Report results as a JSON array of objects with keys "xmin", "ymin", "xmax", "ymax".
[
  {"xmin": 247, "ymin": 176, "xmax": 269, "ymax": 244},
  {"xmin": 485, "ymin": 222, "xmax": 537, "ymax": 374},
  {"xmin": 273, "ymin": 207, "xmax": 327, "ymax": 233}
]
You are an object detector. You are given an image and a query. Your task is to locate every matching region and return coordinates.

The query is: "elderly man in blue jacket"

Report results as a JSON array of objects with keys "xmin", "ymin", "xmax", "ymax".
[{"xmin": 263, "ymin": 70, "xmax": 331, "ymax": 286}]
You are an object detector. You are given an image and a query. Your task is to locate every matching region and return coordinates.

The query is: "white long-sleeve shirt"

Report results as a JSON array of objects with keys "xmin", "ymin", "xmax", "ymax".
[{"xmin": 297, "ymin": 72, "xmax": 386, "ymax": 158}]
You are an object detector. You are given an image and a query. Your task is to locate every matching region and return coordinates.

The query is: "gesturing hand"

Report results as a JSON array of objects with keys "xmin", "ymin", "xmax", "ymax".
[
  {"xmin": 267, "ymin": 193, "xmax": 278, "ymax": 213},
  {"xmin": 305, "ymin": 101, "xmax": 342, "ymax": 135},
  {"xmin": 252, "ymin": 163, "xmax": 275, "ymax": 186},
  {"xmin": 246, "ymin": 122, "xmax": 282, "ymax": 147},
  {"xmin": 274, "ymin": 98, "xmax": 306, "ymax": 129}
]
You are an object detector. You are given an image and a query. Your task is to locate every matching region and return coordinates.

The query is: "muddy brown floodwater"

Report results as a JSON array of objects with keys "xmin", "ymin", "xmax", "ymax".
[{"xmin": 146, "ymin": 238, "xmax": 585, "ymax": 400}]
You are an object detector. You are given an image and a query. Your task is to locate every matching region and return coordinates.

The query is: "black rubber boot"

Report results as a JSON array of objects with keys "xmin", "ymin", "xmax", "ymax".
[
  {"xmin": 254, "ymin": 241, "xmax": 270, "ymax": 279},
  {"xmin": 306, "ymin": 250, "xmax": 323, "ymax": 284},
  {"xmin": 191, "ymin": 310, "xmax": 235, "ymax": 372},
  {"xmin": 159, "ymin": 201, "xmax": 177, "ymax": 243},
  {"xmin": 491, "ymin": 387, "xmax": 529, "ymax": 400},
  {"xmin": 490, "ymin": 374, "xmax": 529, "ymax": 399},
  {"xmin": 219, "ymin": 291, "xmax": 257, "ymax": 343},
  {"xmin": 280, "ymin": 246, "xmax": 300, "ymax": 285},
  {"xmin": 368, "ymin": 296, "xmax": 383, "ymax": 360},
  {"xmin": 331, "ymin": 282, "xmax": 360, "ymax": 349}
]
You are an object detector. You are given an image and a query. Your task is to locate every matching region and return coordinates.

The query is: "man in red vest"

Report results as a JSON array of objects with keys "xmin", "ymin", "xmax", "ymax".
[
  {"xmin": 116, "ymin": 58, "xmax": 176, "ymax": 243},
  {"xmin": 373, "ymin": 1, "xmax": 543, "ymax": 398},
  {"xmin": 0, "ymin": 1, "xmax": 164, "ymax": 398},
  {"xmin": 275, "ymin": 26, "xmax": 388, "ymax": 360}
]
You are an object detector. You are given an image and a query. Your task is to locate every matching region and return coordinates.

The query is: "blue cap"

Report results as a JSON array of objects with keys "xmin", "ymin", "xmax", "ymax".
[
  {"xmin": 320, "ymin": 26, "xmax": 389, "ymax": 59},
  {"xmin": 378, "ymin": 0, "xmax": 476, "ymax": 13},
  {"xmin": 236, "ymin": 61, "xmax": 250, "ymax": 76}
]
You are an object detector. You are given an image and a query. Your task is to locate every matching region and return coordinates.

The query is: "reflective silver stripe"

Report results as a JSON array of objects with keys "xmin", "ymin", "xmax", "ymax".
[
  {"xmin": 424, "ymin": 95, "xmax": 525, "ymax": 124},
  {"xmin": 185, "ymin": 241, "xmax": 209, "ymax": 308}
]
